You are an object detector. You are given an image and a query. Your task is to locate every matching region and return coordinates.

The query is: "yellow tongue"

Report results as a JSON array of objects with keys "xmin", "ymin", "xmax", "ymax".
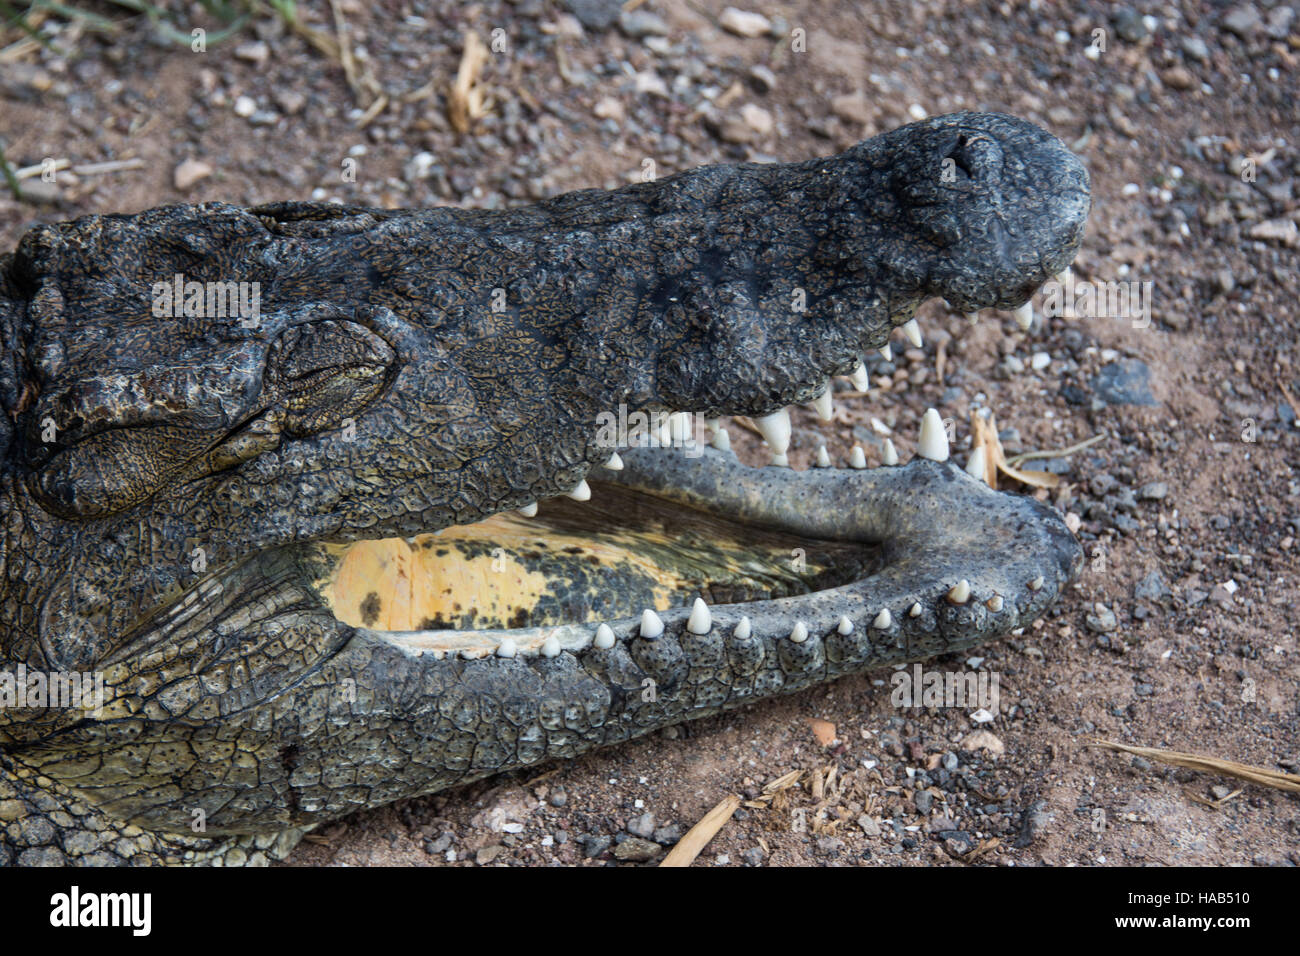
[{"xmin": 320, "ymin": 515, "xmax": 684, "ymax": 632}]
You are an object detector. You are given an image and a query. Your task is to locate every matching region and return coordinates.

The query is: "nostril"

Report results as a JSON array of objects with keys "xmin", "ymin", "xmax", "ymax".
[{"xmin": 946, "ymin": 135, "xmax": 975, "ymax": 179}]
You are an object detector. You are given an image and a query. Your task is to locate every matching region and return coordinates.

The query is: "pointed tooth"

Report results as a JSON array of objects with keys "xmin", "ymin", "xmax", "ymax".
[
  {"xmin": 964, "ymin": 311, "xmax": 980, "ymax": 325},
  {"xmin": 540, "ymin": 635, "xmax": 561, "ymax": 657},
  {"xmin": 518, "ymin": 502, "xmax": 538, "ymax": 517},
  {"xmin": 769, "ymin": 450, "xmax": 789, "ymax": 467},
  {"xmin": 640, "ymin": 608, "xmax": 664, "ymax": 639},
  {"xmin": 704, "ymin": 416, "xmax": 721, "ymax": 431},
  {"xmin": 872, "ymin": 608, "xmax": 892, "ymax": 629},
  {"xmin": 594, "ymin": 622, "xmax": 616, "ymax": 649},
  {"xmin": 1014, "ymin": 302, "xmax": 1033, "ymax": 330},
  {"xmin": 812, "ymin": 383, "xmax": 834, "ymax": 421},
  {"xmin": 986, "ymin": 595, "xmax": 1004, "ymax": 612},
  {"xmin": 908, "ymin": 602, "xmax": 922, "ymax": 618},
  {"xmin": 1053, "ymin": 266, "xmax": 1071, "ymax": 286},
  {"xmin": 879, "ymin": 343, "xmax": 893, "ymax": 361},
  {"xmin": 849, "ymin": 445, "xmax": 867, "ymax": 469},
  {"xmin": 882, "ymin": 439, "xmax": 899, "ymax": 466},
  {"xmin": 496, "ymin": 638, "xmax": 518, "ymax": 658},
  {"xmin": 711, "ymin": 426, "xmax": 732, "ymax": 452},
  {"xmin": 947, "ymin": 579, "xmax": 971, "ymax": 604},
  {"xmin": 836, "ymin": 615, "xmax": 854, "ymax": 635},
  {"xmin": 815, "ymin": 445, "xmax": 831, "ymax": 468},
  {"xmin": 1029, "ymin": 575, "xmax": 1044, "ymax": 591},
  {"xmin": 602, "ymin": 452, "xmax": 624, "ymax": 470},
  {"xmin": 567, "ymin": 479, "xmax": 592, "ymax": 501},
  {"xmin": 734, "ymin": 616, "xmax": 752, "ymax": 640},
  {"xmin": 754, "ymin": 408, "xmax": 791, "ymax": 455},
  {"xmin": 686, "ymin": 597, "xmax": 712, "ymax": 635},
  {"xmin": 849, "ymin": 360, "xmax": 869, "ymax": 391},
  {"xmin": 789, "ymin": 621, "xmax": 808, "ymax": 643},
  {"xmin": 918, "ymin": 408, "xmax": 950, "ymax": 462},
  {"xmin": 965, "ymin": 446, "xmax": 987, "ymax": 481},
  {"xmin": 901, "ymin": 318, "xmax": 922, "ymax": 348}
]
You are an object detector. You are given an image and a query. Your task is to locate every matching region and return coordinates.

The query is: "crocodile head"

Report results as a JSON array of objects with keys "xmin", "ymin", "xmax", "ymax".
[{"xmin": 0, "ymin": 112, "xmax": 1088, "ymax": 865}]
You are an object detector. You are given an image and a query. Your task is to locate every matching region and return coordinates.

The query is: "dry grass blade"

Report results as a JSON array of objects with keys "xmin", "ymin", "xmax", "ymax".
[
  {"xmin": 659, "ymin": 793, "xmax": 741, "ymax": 867},
  {"xmin": 448, "ymin": 30, "xmax": 492, "ymax": 133},
  {"xmin": 1089, "ymin": 739, "xmax": 1300, "ymax": 794},
  {"xmin": 970, "ymin": 410, "xmax": 1060, "ymax": 489}
]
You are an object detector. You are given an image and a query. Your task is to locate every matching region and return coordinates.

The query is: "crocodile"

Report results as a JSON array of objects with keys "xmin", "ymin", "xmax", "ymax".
[{"xmin": 0, "ymin": 111, "xmax": 1088, "ymax": 865}]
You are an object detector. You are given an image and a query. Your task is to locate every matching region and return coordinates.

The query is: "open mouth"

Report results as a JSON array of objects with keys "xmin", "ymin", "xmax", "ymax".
[
  {"xmin": 301, "ymin": 416, "xmax": 1082, "ymax": 669},
  {"xmin": 318, "ymin": 474, "xmax": 881, "ymax": 642}
]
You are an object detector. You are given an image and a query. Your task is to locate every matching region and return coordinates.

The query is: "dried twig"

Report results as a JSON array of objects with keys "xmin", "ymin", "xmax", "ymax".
[
  {"xmin": 1089, "ymin": 739, "xmax": 1300, "ymax": 794},
  {"xmin": 659, "ymin": 793, "xmax": 741, "ymax": 867}
]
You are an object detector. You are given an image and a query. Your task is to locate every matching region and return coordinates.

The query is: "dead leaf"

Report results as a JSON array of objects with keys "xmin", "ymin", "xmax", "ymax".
[{"xmin": 808, "ymin": 718, "xmax": 837, "ymax": 747}]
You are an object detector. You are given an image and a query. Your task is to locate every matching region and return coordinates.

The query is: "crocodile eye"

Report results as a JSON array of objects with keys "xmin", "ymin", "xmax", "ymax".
[{"xmin": 266, "ymin": 319, "xmax": 396, "ymax": 437}]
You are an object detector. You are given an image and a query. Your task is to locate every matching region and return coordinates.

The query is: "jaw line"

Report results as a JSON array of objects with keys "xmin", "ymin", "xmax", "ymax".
[{"xmin": 363, "ymin": 443, "xmax": 1081, "ymax": 668}]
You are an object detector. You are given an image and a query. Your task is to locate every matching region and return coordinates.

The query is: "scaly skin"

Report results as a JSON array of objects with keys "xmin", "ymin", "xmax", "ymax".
[{"xmin": 0, "ymin": 112, "xmax": 1089, "ymax": 864}]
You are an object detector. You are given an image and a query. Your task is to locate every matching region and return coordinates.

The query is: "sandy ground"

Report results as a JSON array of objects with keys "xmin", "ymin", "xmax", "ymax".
[{"xmin": 0, "ymin": 0, "xmax": 1296, "ymax": 866}]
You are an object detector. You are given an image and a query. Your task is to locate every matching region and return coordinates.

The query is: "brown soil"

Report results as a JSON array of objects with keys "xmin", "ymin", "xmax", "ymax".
[{"xmin": 1, "ymin": 0, "xmax": 1296, "ymax": 867}]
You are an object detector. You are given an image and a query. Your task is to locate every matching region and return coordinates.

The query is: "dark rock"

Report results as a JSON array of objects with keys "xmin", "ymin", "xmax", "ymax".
[
  {"xmin": 564, "ymin": 0, "xmax": 620, "ymax": 31},
  {"xmin": 580, "ymin": 833, "xmax": 611, "ymax": 858},
  {"xmin": 651, "ymin": 823, "xmax": 683, "ymax": 845},
  {"xmin": 743, "ymin": 846, "xmax": 765, "ymax": 866},
  {"xmin": 1113, "ymin": 7, "xmax": 1147, "ymax": 42},
  {"xmin": 1134, "ymin": 570, "xmax": 1172, "ymax": 602},
  {"xmin": 1014, "ymin": 800, "xmax": 1051, "ymax": 848},
  {"xmin": 1221, "ymin": 5, "xmax": 1262, "ymax": 39},
  {"xmin": 1086, "ymin": 604, "xmax": 1119, "ymax": 633},
  {"xmin": 626, "ymin": 812, "xmax": 657, "ymax": 839},
  {"xmin": 1091, "ymin": 359, "xmax": 1157, "ymax": 406},
  {"xmin": 1137, "ymin": 481, "xmax": 1168, "ymax": 500},
  {"xmin": 613, "ymin": 836, "xmax": 662, "ymax": 861}
]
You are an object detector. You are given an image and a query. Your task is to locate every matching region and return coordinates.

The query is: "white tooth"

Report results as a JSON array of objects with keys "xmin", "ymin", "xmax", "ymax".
[
  {"xmin": 1029, "ymin": 575, "xmax": 1044, "ymax": 591},
  {"xmin": 882, "ymin": 439, "xmax": 899, "ymax": 466},
  {"xmin": 704, "ymin": 417, "xmax": 721, "ymax": 431},
  {"xmin": 849, "ymin": 445, "xmax": 867, "ymax": 469},
  {"xmin": 964, "ymin": 312, "xmax": 979, "ymax": 325},
  {"xmin": 686, "ymin": 597, "xmax": 712, "ymax": 635},
  {"xmin": 986, "ymin": 595, "xmax": 1004, "ymax": 612},
  {"xmin": 1053, "ymin": 266, "xmax": 1071, "ymax": 286},
  {"xmin": 902, "ymin": 318, "xmax": 922, "ymax": 348},
  {"xmin": 734, "ymin": 616, "xmax": 752, "ymax": 640},
  {"xmin": 657, "ymin": 415, "xmax": 673, "ymax": 445},
  {"xmin": 947, "ymin": 579, "xmax": 971, "ymax": 604},
  {"xmin": 594, "ymin": 622, "xmax": 616, "ymax": 648},
  {"xmin": 518, "ymin": 502, "xmax": 538, "ymax": 517},
  {"xmin": 815, "ymin": 445, "xmax": 831, "ymax": 468},
  {"xmin": 1014, "ymin": 302, "xmax": 1033, "ymax": 331},
  {"xmin": 849, "ymin": 361, "xmax": 869, "ymax": 391},
  {"xmin": 711, "ymin": 426, "xmax": 732, "ymax": 452},
  {"xmin": 812, "ymin": 383, "xmax": 834, "ymax": 421},
  {"xmin": 567, "ymin": 479, "xmax": 592, "ymax": 501},
  {"xmin": 918, "ymin": 408, "xmax": 950, "ymax": 462},
  {"xmin": 769, "ymin": 451, "xmax": 789, "ymax": 467},
  {"xmin": 965, "ymin": 446, "xmax": 986, "ymax": 482},
  {"xmin": 872, "ymin": 608, "xmax": 892, "ymax": 629},
  {"xmin": 602, "ymin": 452, "xmax": 624, "ymax": 470},
  {"xmin": 640, "ymin": 608, "xmax": 664, "ymax": 639},
  {"xmin": 541, "ymin": 635, "xmax": 561, "ymax": 657},
  {"xmin": 496, "ymin": 638, "xmax": 518, "ymax": 658},
  {"xmin": 837, "ymin": 615, "xmax": 853, "ymax": 635},
  {"xmin": 908, "ymin": 602, "xmax": 922, "ymax": 618},
  {"xmin": 790, "ymin": 621, "xmax": 808, "ymax": 643},
  {"xmin": 754, "ymin": 408, "xmax": 791, "ymax": 455},
  {"xmin": 879, "ymin": 344, "xmax": 893, "ymax": 361}
]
